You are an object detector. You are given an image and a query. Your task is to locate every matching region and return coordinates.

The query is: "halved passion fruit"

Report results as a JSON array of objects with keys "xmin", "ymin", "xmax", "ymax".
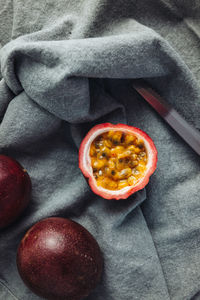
[{"xmin": 79, "ymin": 123, "xmax": 157, "ymax": 200}]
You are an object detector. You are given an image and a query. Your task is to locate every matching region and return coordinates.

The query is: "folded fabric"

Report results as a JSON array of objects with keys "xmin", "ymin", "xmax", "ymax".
[{"xmin": 0, "ymin": 1, "xmax": 200, "ymax": 299}]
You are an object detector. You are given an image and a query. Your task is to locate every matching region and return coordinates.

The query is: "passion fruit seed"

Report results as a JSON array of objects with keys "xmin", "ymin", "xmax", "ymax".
[{"xmin": 90, "ymin": 131, "xmax": 147, "ymax": 190}]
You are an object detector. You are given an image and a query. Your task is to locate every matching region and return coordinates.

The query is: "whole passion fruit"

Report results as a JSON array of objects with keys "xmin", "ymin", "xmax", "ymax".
[
  {"xmin": 79, "ymin": 123, "xmax": 157, "ymax": 200},
  {"xmin": 0, "ymin": 155, "xmax": 31, "ymax": 229},
  {"xmin": 17, "ymin": 217, "xmax": 103, "ymax": 300}
]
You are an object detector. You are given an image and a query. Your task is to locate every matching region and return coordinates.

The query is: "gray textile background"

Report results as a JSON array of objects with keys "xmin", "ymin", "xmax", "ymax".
[{"xmin": 0, "ymin": 0, "xmax": 200, "ymax": 299}]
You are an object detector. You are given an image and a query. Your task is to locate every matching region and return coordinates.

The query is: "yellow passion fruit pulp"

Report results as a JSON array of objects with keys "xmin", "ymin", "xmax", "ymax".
[{"xmin": 90, "ymin": 130, "xmax": 147, "ymax": 190}]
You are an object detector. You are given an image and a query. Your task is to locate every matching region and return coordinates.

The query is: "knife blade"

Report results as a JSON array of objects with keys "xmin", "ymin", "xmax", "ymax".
[{"xmin": 132, "ymin": 80, "xmax": 200, "ymax": 156}]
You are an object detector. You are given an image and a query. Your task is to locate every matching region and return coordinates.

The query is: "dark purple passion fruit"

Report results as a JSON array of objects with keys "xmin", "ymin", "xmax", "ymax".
[
  {"xmin": 17, "ymin": 217, "xmax": 103, "ymax": 300},
  {"xmin": 0, "ymin": 155, "xmax": 31, "ymax": 229}
]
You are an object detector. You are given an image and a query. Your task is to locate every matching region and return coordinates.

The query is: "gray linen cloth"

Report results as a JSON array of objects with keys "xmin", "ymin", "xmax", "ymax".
[{"xmin": 0, "ymin": 1, "xmax": 200, "ymax": 299}]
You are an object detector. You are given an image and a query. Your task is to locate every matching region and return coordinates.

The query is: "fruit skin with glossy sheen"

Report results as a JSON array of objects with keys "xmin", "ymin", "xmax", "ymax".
[
  {"xmin": 79, "ymin": 123, "xmax": 158, "ymax": 200},
  {"xmin": 17, "ymin": 217, "xmax": 103, "ymax": 300},
  {"xmin": 0, "ymin": 155, "xmax": 31, "ymax": 229}
]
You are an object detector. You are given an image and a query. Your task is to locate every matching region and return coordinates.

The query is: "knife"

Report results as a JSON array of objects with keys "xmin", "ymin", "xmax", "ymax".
[{"xmin": 132, "ymin": 79, "xmax": 200, "ymax": 156}]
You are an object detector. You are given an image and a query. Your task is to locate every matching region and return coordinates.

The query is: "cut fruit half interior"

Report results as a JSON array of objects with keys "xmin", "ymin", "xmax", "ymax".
[{"xmin": 79, "ymin": 123, "xmax": 157, "ymax": 200}]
